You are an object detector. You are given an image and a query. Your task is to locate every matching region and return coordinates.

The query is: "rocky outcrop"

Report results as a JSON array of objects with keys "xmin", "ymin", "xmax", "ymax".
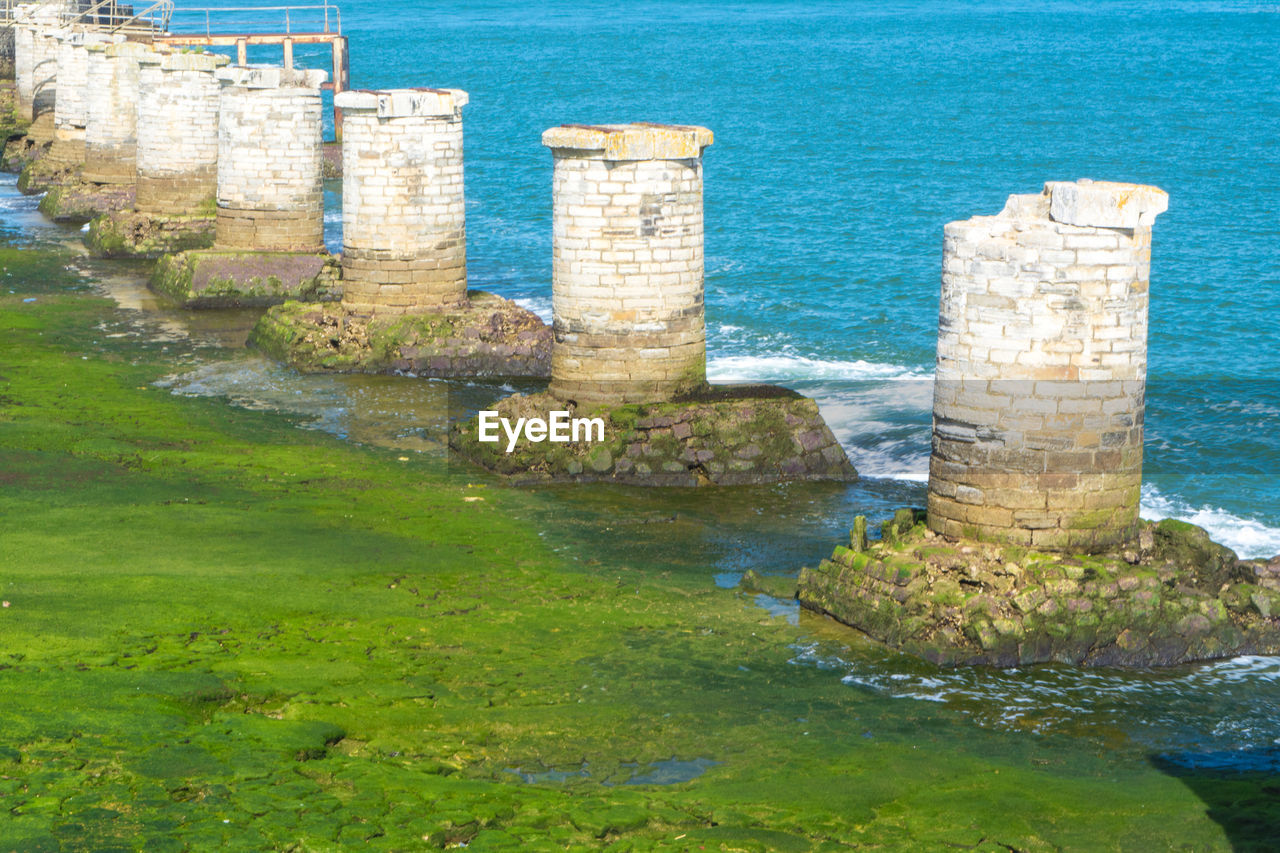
[
  {"xmin": 250, "ymin": 292, "xmax": 550, "ymax": 377},
  {"xmin": 798, "ymin": 513, "xmax": 1280, "ymax": 667}
]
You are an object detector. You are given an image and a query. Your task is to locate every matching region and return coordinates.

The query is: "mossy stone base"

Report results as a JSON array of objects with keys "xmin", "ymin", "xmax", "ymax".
[
  {"xmin": 0, "ymin": 91, "xmax": 32, "ymax": 172},
  {"xmin": 151, "ymin": 250, "xmax": 341, "ymax": 308},
  {"xmin": 798, "ymin": 513, "xmax": 1280, "ymax": 667},
  {"xmin": 16, "ymin": 153, "xmax": 74, "ymax": 195},
  {"xmin": 37, "ymin": 178, "xmax": 135, "ymax": 223},
  {"xmin": 449, "ymin": 387, "xmax": 858, "ymax": 486},
  {"xmin": 85, "ymin": 209, "xmax": 216, "ymax": 259},
  {"xmin": 1, "ymin": 134, "xmax": 44, "ymax": 174},
  {"xmin": 250, "ymin": 292, "xmax": 551, "ymax": 377}
]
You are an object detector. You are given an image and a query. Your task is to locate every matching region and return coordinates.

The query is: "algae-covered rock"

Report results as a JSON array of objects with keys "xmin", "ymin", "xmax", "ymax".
[
  {"xmin": 798, "ymin": 513, "xmax": 1280, "ymax": 667},
  {"xmin": 37, "ymin": 179, "xmax": 135, "ymax": 223},
  {"xmin": 17, "ymin": 156, "xmax": 75, "ymax": 195},
  {"xmin": 322, "ymin": 141, "xmax": 342, "ymax": 180},
  {"xmin": 449, "ymin": 386, "xmax": 858, "ymax": 486},
  {"xmin": 86, "ymin": 210, "xmax": 216, "ymax": 259},
  {"xmin": 151, "ymin": 250, "xmax": 340, "ymax": 308},
  {"xmin": 250, "ymin": 292, "xmax": 550, "ymax": 378}
]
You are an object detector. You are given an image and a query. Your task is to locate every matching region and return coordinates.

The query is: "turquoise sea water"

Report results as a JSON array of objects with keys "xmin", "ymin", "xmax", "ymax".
[
  {"xmin": 4, "ymin": 0, "xmax": 1278, "ymax": 797},
  {"xmin": 236, "ymin": 0, "xmax": 1280, "ymax": 556}
]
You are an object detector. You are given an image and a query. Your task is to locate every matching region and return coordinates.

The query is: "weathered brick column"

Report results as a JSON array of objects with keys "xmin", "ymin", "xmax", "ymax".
[
  {"xmin": 928, "ymin": 179, "xmax": 1169, "ymax": 552},
  {"xmin": 83, "ymin": 41, "xmax": 152, "ymax": 184},
  {"xmin": 135, "ymin": 50, "xmax": 227, "ymax": 216},
  {"xmin": 46, "ymin": 30, "xmax": 120, "ymax": 168},
  {"xmin": 12, "ymin": 4, "xmax": 41, "ymax": 121},
  {"xmin": 15, "ymin": 3, "xmax": 65, "ymax": 128},
  {"xmin": 541, "ymin": 123, "xmax": 713, "ymax": 406},
  {"xmin": 214, "ymin": 66, "xmax": 327, "ymax": 252},
  {"xmin": 333, "ymin": 88, "xmax": 469, "ymax": 316}
]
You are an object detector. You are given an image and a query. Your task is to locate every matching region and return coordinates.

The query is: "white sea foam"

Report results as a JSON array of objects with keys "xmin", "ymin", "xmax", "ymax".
[
  {"xmin": 843, "ymin": 437, "xmax": 930, "ymax": 482},
  {"xmin": 706, "ymin": 354, "xmax": 925, "ymax": 383},
  {"xmin": 1141, "ymin": 485, "xmax": 1280, "ymax": 560},
  {"xmin": 513, "ymin": 296, "xmax": 553, "ymax": 323}
]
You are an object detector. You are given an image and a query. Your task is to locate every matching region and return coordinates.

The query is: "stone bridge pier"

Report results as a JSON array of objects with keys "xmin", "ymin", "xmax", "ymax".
[
  {"xmin": 542, "ymin": 123, "xmax": 712, "ymax": 407},
  {"xmin": 252, "ymin": 86, "xmax": 550, "ymax": 376},
  {"xmin": 83, "ymin": 41, "xmax": 153, "ymax": 184},
  {"xmin": 149, "ymin": 66, "xmax": 337, "ymax": 307},
  {"xmin": 928, "ymin": 179, "xmax": 1169, "ymax": 552},
  {"xmin": 446, "ymin": 121, "xmax": 854, "ymax": 486},
  {"xmin": 214, "ymin": 66, "xmax": 328, "ymax": 253},
  {"xmin": 134, "ymin": 49, "xmax": 227, "ymax": 216},
  {"xmin": 85, "ymin": 48, "xmax": 228, "ymax": 258},
  {"xmin": 334, "ymin": 87, "xmax": 469, "ymax": 317},
  {"xmin": 45, "ymin": 30, "xmax": 122, "ymax": 170}
]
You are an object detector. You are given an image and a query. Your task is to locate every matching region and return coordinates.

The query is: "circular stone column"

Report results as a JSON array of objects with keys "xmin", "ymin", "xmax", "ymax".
[
  {"xmin": 928, "ymin": 179, "xmax": 1169, "ymax": 552},
  {"xmin": 541, "ymin": 123, "xmax": 713, "ymax": 406},
  {"xmin": 83, "ymin": 41, "xmax": 153, "ymax": 184},
  {"xmin": 135, "ymin": 49, "xmax": 228, "ymax": 216},
  {"xmin": 214, "ymin": 66, "xmax": 327, "ymax": 252},
  {"xmin": 333, "ymin": 87, "xmax": 469, "ymax": 317},
  {"xmin": 28, "ymin": 5, "xmax": 65, "ymax": 128},
  {"xmin": 13, "ymin": 4, "xmax": 40, "ymax": 121},
  {"xmin": 48, "ymin": 30, "xmax": 120, "ymax": 167}
]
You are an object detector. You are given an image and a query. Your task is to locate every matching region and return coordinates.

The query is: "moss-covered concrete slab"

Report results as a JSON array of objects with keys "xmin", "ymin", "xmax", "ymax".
[
  {"xmin": 85, "ymin": 209, "xmax": 216, "ymax": 259},
  {"xmin": 449, "ymin": 386, "xmax": 858, "ymax": 486},
  {"xmin": 151, "ymin": 249, "xmax": 341, "ymax": 308},
  {"xmin": 798, "ymin": 512, "xmax": 1280, "ymax": 667},
  {"xmin": 37, "ymin": 178, "xmax": 135, "ymax": 223},
  {"xmin": 250, "ymin": 292, "xmax": 551, "ymax": 377}
]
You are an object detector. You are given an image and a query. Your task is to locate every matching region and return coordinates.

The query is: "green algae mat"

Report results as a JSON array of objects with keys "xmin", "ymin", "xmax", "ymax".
[{"xmin": 0, "ymin": 247, "xmax": 1275, "ymax": 850}]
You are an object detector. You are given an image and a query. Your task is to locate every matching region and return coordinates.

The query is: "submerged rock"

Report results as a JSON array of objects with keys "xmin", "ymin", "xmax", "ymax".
[
  {"xmin": 798, "ymin": 513, "xmax": 1280, "ymax": 667},
  {"xmin": 37, "ymin": 179, "xmax": 135, "ymax": 223},
  {"xmin": 449, "ymin": 387, "xmax": 858, "ymax": 486},
  {"xmin": 250, "ymin": 292, "xmax": 551, "ymax": 378},
  {"xmin": 151, "ymin": 250, "xmax": 340, "ymax": 308}
]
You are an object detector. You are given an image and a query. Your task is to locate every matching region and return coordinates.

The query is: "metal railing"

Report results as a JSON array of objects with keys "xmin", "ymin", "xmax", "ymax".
[
  {"xmin": 62, "ymin": 0, "xmax": 174, "ymax": 33},
  {"xmin": 2, "ymin": 0, "xmax": 65, "ymax": 26},
  {"xmin": 168, "ymin": 4, "xmax": 340, "ymax": 36}
]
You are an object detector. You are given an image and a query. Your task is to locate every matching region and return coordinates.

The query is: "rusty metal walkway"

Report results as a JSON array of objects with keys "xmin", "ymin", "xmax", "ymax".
[{"xmin": 154, "ymin": 4, "xmax": 349, "ymax": 138}]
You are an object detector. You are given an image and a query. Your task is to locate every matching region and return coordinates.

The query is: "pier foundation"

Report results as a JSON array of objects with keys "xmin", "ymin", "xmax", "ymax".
[
  {"xmin": 450, "ymin": 123, "xmax": 854, "ymax": 486},
  {"xmin": 152, "ymin": 66, "xmax": 338, "ymax": 307},
  {"xmin": 252, "ymin": 87, "xmax": 549, "ymax": 376}
]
